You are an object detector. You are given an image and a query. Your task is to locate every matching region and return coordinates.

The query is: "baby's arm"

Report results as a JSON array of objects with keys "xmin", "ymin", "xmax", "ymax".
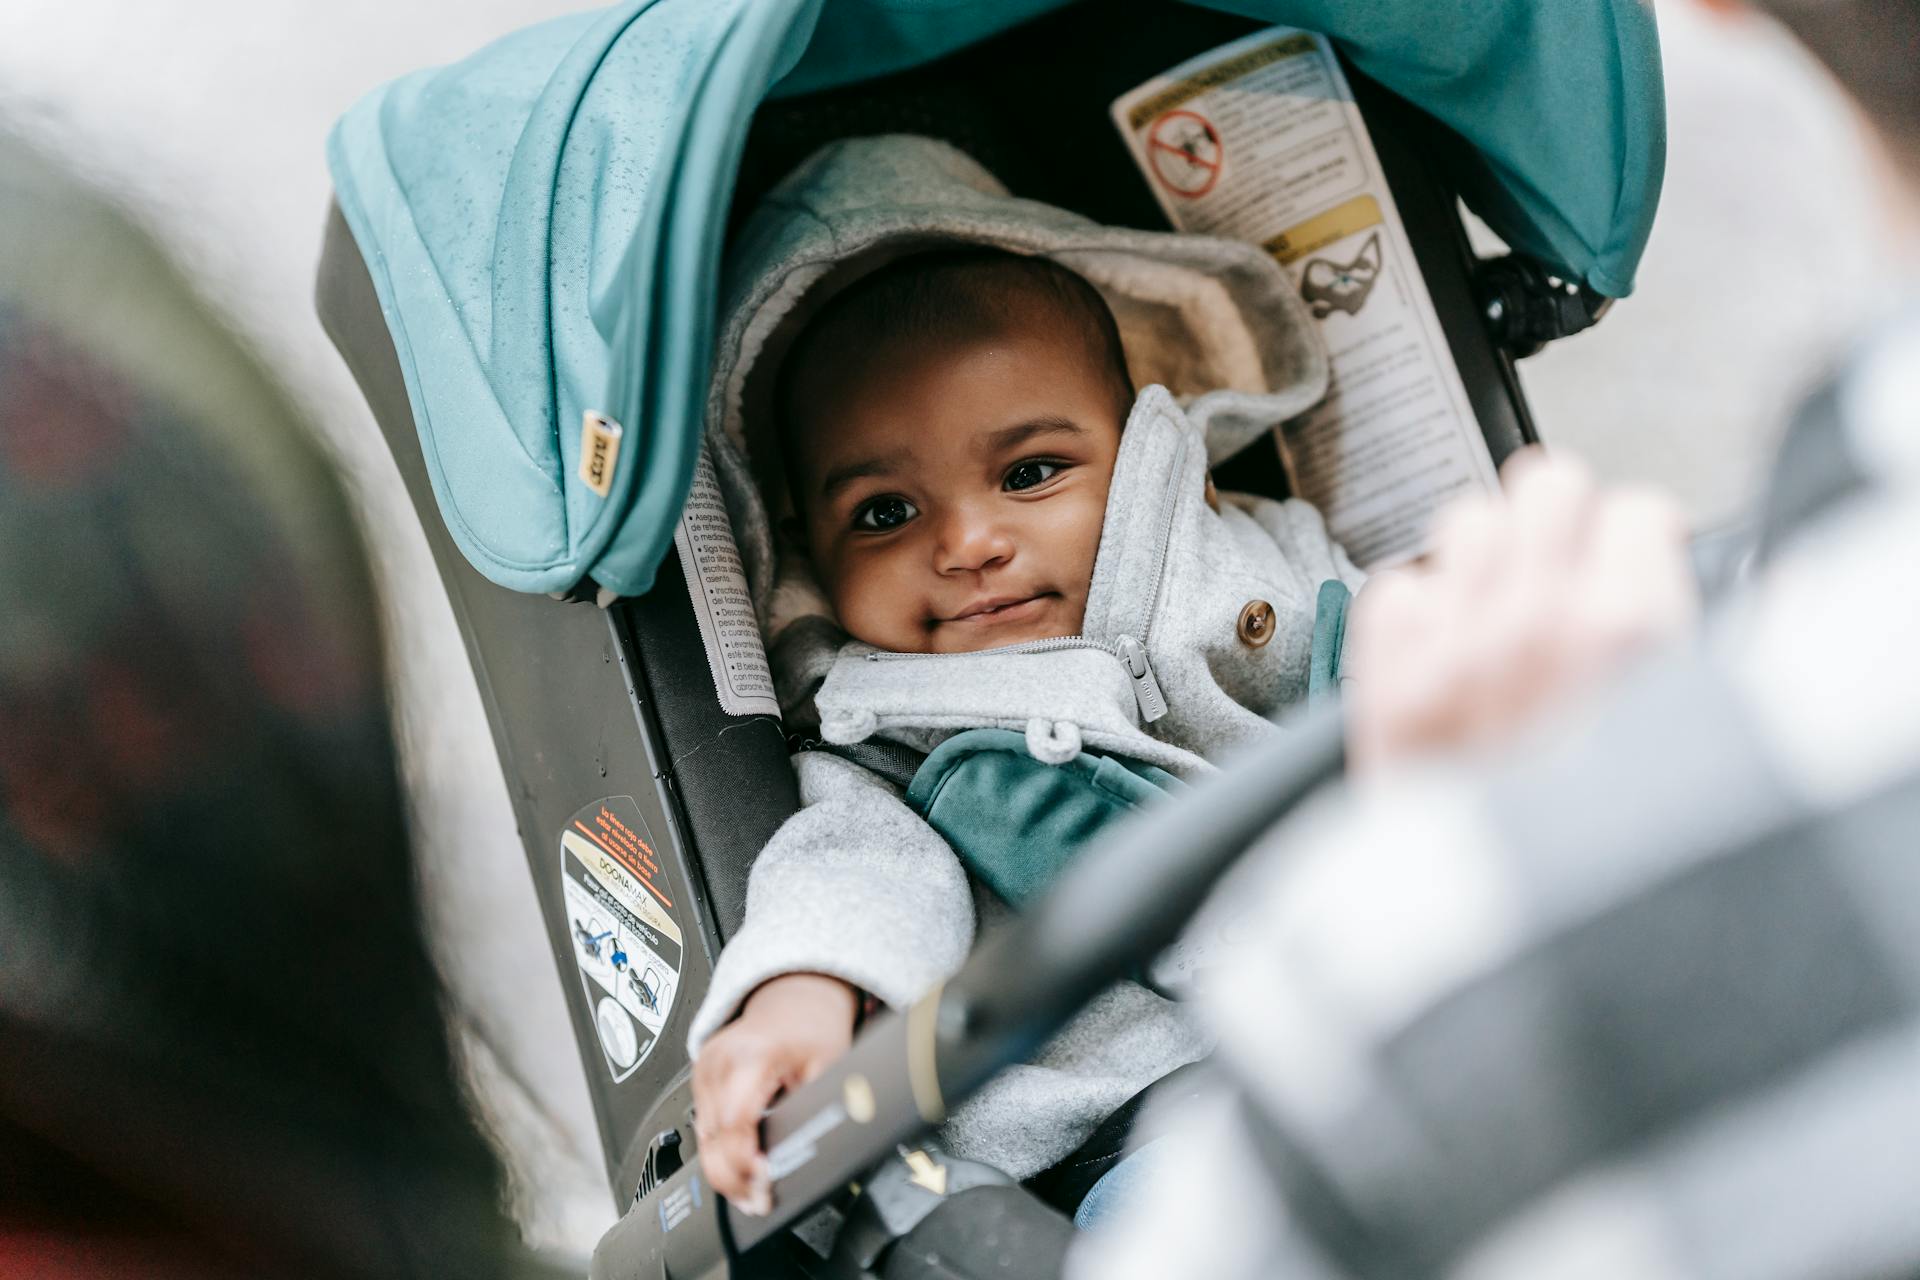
[{"xmin": 688, "ymin": 751, "xmax": 975, "ymax": 1210}]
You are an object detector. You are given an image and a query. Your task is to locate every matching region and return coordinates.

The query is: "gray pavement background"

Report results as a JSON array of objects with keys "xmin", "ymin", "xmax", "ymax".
[{"xmin": 0, "ymin": 0, "xmax": 1901, "ymax": 1257}]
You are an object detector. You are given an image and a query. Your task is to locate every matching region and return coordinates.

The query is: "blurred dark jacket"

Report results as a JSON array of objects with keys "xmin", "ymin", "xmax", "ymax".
[{"xmin": 0, "ymin": 135, "xmax": 510, "ymax": 1279}]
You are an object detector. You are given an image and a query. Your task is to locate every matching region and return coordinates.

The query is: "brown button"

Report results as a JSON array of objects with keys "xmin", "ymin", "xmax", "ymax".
[{"xmin": 1237, "ymin": 600, "xmax": 1276, "ymax": 647}]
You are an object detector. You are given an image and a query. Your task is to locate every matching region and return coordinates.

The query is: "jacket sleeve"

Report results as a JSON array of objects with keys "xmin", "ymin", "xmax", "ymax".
[{"xmin": 686, "ymin": 750, "xmax": 976, "ymax": 1055}]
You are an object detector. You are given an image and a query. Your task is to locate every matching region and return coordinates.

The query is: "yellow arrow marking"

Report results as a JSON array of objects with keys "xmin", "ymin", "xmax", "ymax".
[{"xmin": 903, "ymin": 1149, "xmax": 948, "ymax": 1197}]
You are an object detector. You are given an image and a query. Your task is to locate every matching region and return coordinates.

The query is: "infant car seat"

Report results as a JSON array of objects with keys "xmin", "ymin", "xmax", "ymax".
[{"xmin": 316, "ymin": 1, "xmax": 1663, "ymax": 1274}]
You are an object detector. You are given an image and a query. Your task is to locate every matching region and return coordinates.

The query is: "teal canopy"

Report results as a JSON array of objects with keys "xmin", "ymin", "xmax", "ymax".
[{"xmin": 328, "ymin": 0, "xmax": 1664, "ymax": 599}]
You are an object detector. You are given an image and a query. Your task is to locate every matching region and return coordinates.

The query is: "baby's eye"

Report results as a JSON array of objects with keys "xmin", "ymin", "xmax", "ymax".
[
  {"xmin": 852, "ymin": 495, "xmax": 918, "ymax": 532},
  {"xmin": 1004, "ymin": 460, "xmax": 1063, "ymax": 492}
]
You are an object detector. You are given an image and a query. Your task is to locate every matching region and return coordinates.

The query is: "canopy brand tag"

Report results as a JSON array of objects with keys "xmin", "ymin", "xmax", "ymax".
[{"xmin": 579, "ymin": 411, "xmax": 624, "ymax": 498}]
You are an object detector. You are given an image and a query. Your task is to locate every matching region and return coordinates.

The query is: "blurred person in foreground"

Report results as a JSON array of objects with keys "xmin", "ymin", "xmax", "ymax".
[
  {"xmin": 1072, "ymin": 1, "xmax": 1920, "ymax": 1277},
  {"xmin": 0, "ymin": 135, "xmax": 528, "ymax": 1279}
]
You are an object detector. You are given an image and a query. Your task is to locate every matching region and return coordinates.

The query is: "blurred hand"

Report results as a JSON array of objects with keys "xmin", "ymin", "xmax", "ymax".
[
  {"xmin": 1345, "ymin": 450, "xmax": 1698, "ymax": 771},
  {"xmin": 692, "ymin": 972, "xmax": 859, "ymax": 1214}
]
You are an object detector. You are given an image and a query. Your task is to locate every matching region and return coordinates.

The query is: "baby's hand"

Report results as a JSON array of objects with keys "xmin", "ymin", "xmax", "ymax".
[{"xmin": 693, "ymin": 972, "xmax": 860, "ymax": 1214}]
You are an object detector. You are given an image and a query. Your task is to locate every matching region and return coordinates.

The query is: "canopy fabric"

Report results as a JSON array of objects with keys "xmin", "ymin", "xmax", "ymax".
[
  {"xmin": 327, "ymin": 0, "xmax": 1665, "ymax": 599},
  {"xmin": 784, "ymin": 2, "xmax": 1664, "ymax": 301}
]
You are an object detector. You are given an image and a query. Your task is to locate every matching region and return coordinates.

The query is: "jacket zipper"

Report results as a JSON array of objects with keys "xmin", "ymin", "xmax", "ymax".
[{"xmin": 1127, "ymin": 431, "xmax": 1186, "ymax": 652}]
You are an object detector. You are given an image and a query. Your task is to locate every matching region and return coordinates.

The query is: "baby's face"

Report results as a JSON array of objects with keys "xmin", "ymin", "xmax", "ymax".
[{"xmin": 791, "ymin": 322, "xmax": 1126, "ymax": 654}]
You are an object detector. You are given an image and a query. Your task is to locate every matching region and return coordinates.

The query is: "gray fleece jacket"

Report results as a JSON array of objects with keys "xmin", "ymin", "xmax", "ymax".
[{"xmin": 688, "ymin": 136, "xmax": 1362, "ymax": 1181}]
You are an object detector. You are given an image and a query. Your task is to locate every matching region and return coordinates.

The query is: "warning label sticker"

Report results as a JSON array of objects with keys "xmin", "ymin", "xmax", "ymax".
[
  {"xmin": 674, "ymin": 446, "xmax": 781, "ymax": 720},
  {"xmin": 560, "ymin": 797, "xmax": 684, "ymax": 1082},
  {"xmin": 1111, "ymin": 28, "xmax": 1498, "ymax": 568}
]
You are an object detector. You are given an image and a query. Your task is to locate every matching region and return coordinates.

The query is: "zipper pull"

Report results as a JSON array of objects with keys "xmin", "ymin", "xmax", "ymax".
[{"xmin": 1114, "ymin": 635, "xmax": 1168, "ymax": 723}]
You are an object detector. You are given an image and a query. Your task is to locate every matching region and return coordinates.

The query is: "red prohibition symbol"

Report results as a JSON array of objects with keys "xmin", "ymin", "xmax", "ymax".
[{"xmin": 1147, "ymin": 109, "xmax": 1224, "ymax": 198}]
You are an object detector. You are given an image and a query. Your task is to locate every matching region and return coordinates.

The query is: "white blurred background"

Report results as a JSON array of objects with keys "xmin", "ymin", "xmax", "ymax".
[{"xmin": 0, "ymin": 0, "xmax": 1902, "ymax": 1256}]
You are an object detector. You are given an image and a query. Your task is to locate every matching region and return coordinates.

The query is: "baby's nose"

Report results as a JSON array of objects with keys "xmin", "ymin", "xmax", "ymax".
[{"xmin": 934, "ymin": 505, "xmax": 1015, "ymax": 574}]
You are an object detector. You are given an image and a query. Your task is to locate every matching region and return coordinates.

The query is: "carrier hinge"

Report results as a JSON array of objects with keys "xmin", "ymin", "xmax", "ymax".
[{"xmin": 1475, "ymin": 253, "xmax": 1615, "ymax": 359}]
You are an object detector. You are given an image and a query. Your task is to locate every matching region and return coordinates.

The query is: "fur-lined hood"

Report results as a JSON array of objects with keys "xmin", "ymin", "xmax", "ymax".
[{"xmin": 703, "ymin": 134, "xmax": 1329, "ymax": 615}]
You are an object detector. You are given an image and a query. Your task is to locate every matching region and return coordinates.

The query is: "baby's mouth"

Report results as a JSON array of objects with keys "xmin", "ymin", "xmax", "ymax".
[{"xmin": 943, "ymin": 592, "xmax": 1058, "ymax": 626}]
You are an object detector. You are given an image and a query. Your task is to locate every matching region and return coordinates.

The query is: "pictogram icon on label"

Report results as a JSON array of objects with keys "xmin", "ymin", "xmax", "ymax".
[
  {"xmin": 1147, "ymin": 109, "xmax": 1224, "ymax": 198},
  {"xmin": 596, "ymin": 996, "xmax": 640, "ymax": 1069},
  {"xmin": 561, "ymin": 796, "xmax": 683, "ymax": 1082}
]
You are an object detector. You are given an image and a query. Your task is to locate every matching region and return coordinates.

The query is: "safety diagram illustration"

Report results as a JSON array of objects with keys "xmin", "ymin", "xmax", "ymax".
[
  {"xmin": 1300, "ymin": 232, "xmax": 1384, "ymax": 319},
  {"xmin": 560, "ymin": 797, "xmax": 684, "ymax": 1082}
]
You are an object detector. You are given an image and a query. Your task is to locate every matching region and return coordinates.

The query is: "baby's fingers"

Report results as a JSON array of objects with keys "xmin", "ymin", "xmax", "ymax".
[
  {"xmin": 693, "ymin": 1111, "xmax": 754, "ymax": 1204},
  {"xmin": 701, "ymin": 1050, "xmax": 785, "ymax": 1213}
]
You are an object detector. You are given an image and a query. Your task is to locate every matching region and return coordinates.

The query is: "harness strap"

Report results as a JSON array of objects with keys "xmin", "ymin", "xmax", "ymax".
[
  {"xmin": 1309, "ymin": 579, "xmax": 1352, "ymax": 704},
  {"xmin": 798, "ymin": 736, "xmax": 928, "ymax": 791}
]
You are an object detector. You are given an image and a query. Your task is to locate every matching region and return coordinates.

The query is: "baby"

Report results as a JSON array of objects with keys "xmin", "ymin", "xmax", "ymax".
[{"xmin": 689, "ymin": 240, "xmax": 1363, "ymax": 1224}]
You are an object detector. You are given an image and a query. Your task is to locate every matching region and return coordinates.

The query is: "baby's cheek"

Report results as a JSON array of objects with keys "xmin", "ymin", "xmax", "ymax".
[
  {"xmin": 1058, "ymin": 593, "xmax": 1090, "ymax": 637},
  {"xmin": 832, "ymin": 560, "xmax": 921, "ymax": 652},
  {"xmin": 1055, "ymin": 495, "xmax": 1108, "ymax": 602}
]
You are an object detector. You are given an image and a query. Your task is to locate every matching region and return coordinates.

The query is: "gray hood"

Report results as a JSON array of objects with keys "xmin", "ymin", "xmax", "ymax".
[{"xmin": 703, "ymin": 134, "xmax": 1330, "ymax": 620}]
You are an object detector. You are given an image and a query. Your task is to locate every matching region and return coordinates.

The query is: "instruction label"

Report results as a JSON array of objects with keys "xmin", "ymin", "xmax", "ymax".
[
  {"xmin": 560, "ymin": 797, "xmax": 684, "ymax": 1082},
  {"xmin": 674, "ymin": 447, "xmax": 781, "ymax": 718},
  {"xmin": 1113, "ymin": 28, "xmax": 1498, "ymax": 567}
]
